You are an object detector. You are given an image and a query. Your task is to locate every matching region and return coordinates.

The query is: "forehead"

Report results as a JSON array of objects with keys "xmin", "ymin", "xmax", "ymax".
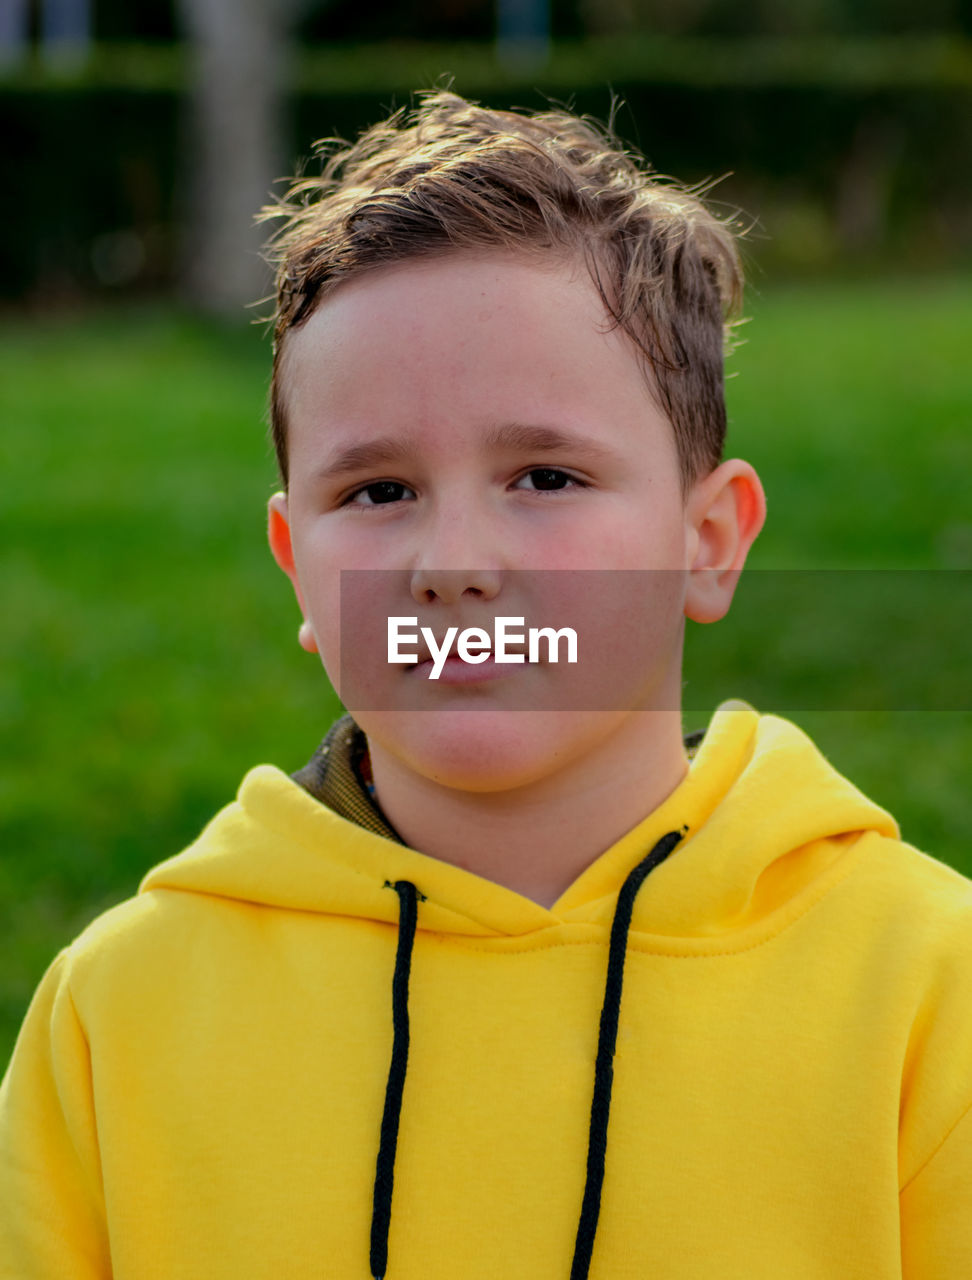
[{"xmin": 278, "ymin": 250, "xmax": 665, "ymax": 457}]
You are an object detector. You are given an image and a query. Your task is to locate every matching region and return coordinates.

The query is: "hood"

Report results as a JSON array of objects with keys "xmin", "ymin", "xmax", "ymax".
[{"xmin": 139, "ymin": 703, "xmax": 897, "ymax": 942}]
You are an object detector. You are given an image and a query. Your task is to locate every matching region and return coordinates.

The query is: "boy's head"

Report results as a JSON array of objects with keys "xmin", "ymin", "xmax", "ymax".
[
  {"xmin": 263, "ymin": 91, "xmax": 764, "ymax": 795},
  {"xmin": 263, "ymin": 89, "xmax": 744, "ymax": 492}
]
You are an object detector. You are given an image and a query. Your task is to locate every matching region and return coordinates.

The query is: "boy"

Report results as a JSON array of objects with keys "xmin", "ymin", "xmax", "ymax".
[{"xmin": 2, "ymin": 90, "xmax": 970, "ymax": 1278}]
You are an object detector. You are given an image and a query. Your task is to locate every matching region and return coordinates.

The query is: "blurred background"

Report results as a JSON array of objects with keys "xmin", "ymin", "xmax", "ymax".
[{"xmin": 1, "ymin": 0, "xmax": 970, "ymax": 1063}]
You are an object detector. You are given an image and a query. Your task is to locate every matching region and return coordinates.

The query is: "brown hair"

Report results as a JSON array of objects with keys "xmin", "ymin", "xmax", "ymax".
[{"xmin": 261, "ymin": 89, "xmax": 746, "ymax": 488}]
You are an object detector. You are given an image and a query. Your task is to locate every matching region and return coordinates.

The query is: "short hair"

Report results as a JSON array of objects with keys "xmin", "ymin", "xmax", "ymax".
[{"xmin": 261, "ymin": 89, "xmax": 746, "ymax": 488}]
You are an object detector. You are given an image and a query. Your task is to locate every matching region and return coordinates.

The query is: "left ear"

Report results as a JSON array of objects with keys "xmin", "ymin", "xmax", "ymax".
[
  {"xmin": 683, "ymin": 459, "xmax": 766, "ymax": 624},
  {"xmin": 267, "ymin": 491, "xmax": 320, "ymax": 654}
]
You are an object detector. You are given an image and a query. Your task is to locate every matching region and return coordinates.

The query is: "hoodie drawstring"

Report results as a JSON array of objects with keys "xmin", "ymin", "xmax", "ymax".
[
  {"xmin": 370, "ymin": 880, "xmax": 419, "ymax": 1280},
  {"xmin": 569, "ymin": 827, "xmax": 686, "ymax": 1280},
  {"xmin": 369, "ymin": 828, "xmax": 686, "ymax": 1280}
]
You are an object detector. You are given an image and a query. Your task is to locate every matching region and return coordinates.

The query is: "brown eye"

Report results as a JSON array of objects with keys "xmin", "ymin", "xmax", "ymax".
[
  {"xmin": 350, "ymin": 481, "xmax": 412, "ymax": 506},
  {"xmin": 516, "ymin": 468, "xmax": 582, "ymax": 492}
]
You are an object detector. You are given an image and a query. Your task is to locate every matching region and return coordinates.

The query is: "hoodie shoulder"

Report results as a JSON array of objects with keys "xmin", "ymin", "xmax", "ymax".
[
  {"xmin": 56, "ymin": 883, "xmax": 209, "ymax": 995},
  {"xmin": 863, "ymin": 831, "xmax": 972, "ymax": 947},
  {"xmin": 864, "ymin": 829, "xmax": 972, "ymax": 907},
  {"xmin": 875, "ymin": 838, "xmax": 972, "ymax": 1187}
]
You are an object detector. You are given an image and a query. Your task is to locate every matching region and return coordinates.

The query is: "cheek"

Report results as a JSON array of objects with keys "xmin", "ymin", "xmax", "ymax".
[
  {"xmin": 290, "ymin": 533, "xmax": 344, "ymax": 667},
  {"xmin": 561, "ymin": 501, "xmax": 688, "ymax": 571},
  {"xmin": 303, "ymin": 582, "xmax": 342, "ymax": 686}
]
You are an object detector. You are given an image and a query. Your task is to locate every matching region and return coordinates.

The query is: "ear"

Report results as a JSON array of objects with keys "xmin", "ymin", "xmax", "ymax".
[
  {"xmin": 267, "ymin": 492, "xmax": 319, "ymax": 654},
  {"xmin": 683, "ymin": 460, "xmax": 766, "ymax": 624}
]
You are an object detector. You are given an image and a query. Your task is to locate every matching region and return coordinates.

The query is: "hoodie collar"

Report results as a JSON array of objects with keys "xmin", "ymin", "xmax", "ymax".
[{"xmin": 140, "ymin": 703, "xmax": 897, "ymax": 943}]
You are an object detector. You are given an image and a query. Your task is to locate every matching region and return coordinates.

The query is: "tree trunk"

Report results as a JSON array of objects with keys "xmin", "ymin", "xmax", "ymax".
[{"xmin": 177, "ymin": 0, "xmax": 304, "ymax": 319}]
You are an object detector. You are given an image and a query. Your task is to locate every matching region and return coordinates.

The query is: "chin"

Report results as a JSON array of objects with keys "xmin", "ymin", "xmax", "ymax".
[{"xmin": 363, "ymin": 707, "xmax": 629, "ymax": 795}]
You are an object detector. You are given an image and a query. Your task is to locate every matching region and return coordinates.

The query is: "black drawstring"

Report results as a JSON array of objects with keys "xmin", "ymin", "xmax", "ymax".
[
  {"xmin": 569, "ymin": 827, "xmax": 687, "ymax": 1280},
  {"xmin": 370, "ymin": 879, "xmax": 420, "ymax": 1280},
  {"xmin": 368, "ymin": 828, "xmax": 686, "ymax": 1280}
]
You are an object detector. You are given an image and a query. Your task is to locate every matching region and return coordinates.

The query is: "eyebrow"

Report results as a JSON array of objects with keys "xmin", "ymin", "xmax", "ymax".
[
  {"xmin": 315, "ymin": 436, "xmax": 415, "ymax": 480},
  {"xmin": 484, "ymin": 421, "xmax": 614, "ymax": 460},
  {"xmin": 314, "ymin": 422, "xmax": 614, "ymax": 482}
]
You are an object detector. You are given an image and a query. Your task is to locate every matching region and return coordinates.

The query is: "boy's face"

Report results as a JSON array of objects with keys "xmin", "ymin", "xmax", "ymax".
[{"xmin": 270, "ymin": 251, "xmax": 759, "ymax": 792}]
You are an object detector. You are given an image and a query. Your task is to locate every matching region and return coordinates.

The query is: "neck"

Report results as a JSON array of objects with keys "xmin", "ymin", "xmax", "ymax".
[{"xmin": 366, "ymin": 711, "xmax": 689, "ymax": 908}]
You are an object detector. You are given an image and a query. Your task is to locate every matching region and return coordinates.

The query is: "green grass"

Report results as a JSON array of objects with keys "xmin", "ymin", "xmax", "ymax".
[{"xmin": 1, "ymin": 275, "xmax": 970, "ymax": 1066}]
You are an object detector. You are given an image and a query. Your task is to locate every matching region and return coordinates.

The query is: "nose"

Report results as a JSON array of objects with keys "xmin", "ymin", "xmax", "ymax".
[
  {"xmin": 408, "ymin": 503, "xmax": 503, "ymax": 605},
  {"xmin": 410, "ymin": 566, "xmax": 502, "ymax": 605}
]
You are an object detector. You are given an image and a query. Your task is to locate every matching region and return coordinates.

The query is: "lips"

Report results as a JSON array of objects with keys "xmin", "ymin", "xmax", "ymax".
[
  {"xmin": 407, "ymin": 646, "xmax": 537, "ymax": 669},
  {"xmin": 396, "ymin": 617, "xmax": 534, "ymax": 671},
  {"xmin": 411, "ymin": 653, "xmax": 511, "ymax": 685},
  {"xmin": 408, "ymin": 641, "xmax": 492, "ymax": 667},
  {"xmin": 408, "ymin": 645, "xmax": 496, "ymax": 669}
]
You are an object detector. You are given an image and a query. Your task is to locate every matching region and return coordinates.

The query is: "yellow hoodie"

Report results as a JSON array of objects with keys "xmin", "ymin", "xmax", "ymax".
[{"xmin": 2, "ymin": 705, "xmax": 971, "ymax": 1279}]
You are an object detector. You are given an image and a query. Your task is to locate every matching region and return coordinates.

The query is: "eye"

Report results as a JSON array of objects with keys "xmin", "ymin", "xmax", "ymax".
[
  {"xmin": 345, "ymin": 480, "xmax": 415, "ymax": 507},
  {"xmin": 513, "ymin": 468, "xmax": 587, "ymax": 493}
]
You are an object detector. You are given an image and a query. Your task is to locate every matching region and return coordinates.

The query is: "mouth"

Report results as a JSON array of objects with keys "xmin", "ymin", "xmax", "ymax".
[
  {"xmin": 408, "ymin": 652, "xmax": 519, "ymax": 686},
  {"xmin": 406, "ymin": 641, "xmax": 535, "ymax": 669},
  {"xmin": 400, "ymin": 618, "xmax": 534, "ymax": 682}
]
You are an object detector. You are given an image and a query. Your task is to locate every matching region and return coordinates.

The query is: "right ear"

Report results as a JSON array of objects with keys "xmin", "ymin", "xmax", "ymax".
[{"xmin": 267, "ymin": 492, "xmax": 319, "ymax": 654}]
